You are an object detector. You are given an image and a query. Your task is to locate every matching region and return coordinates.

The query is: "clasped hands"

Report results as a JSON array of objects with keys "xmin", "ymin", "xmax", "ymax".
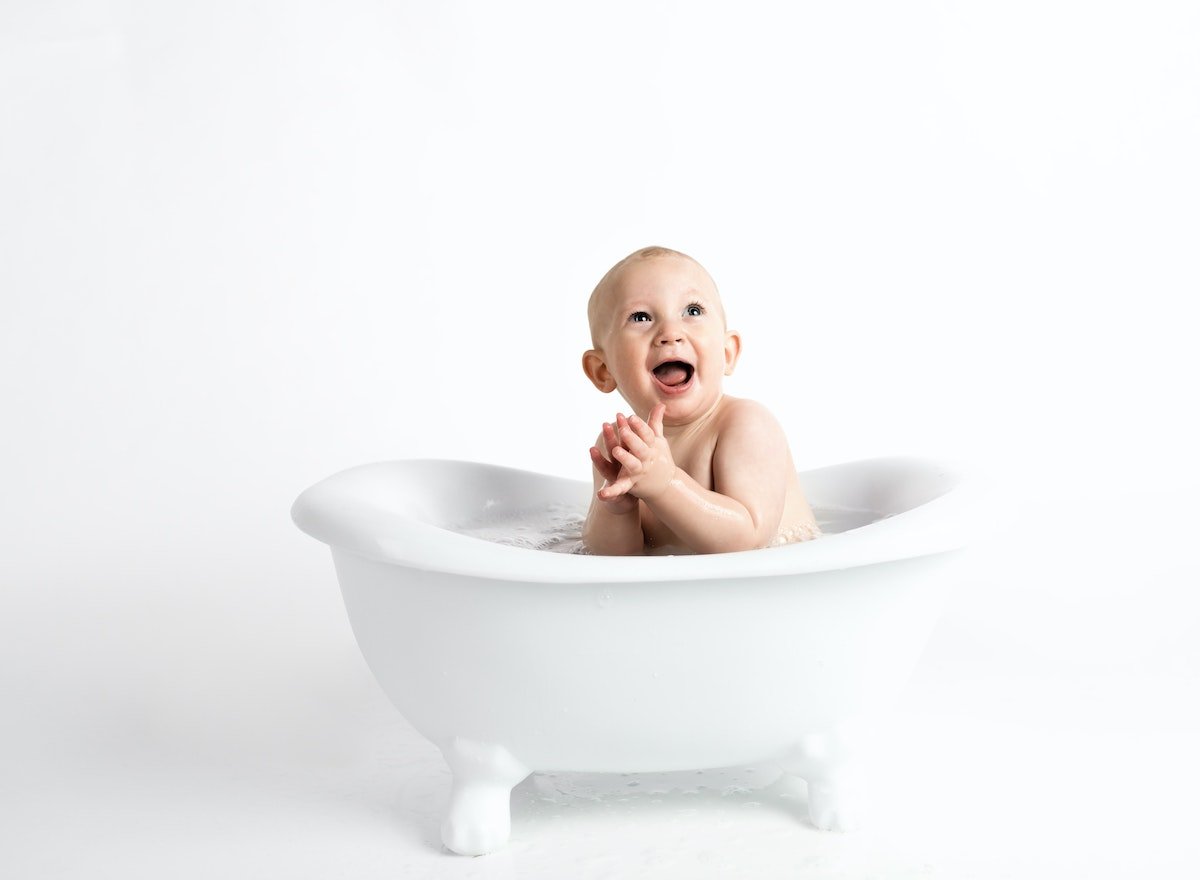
[{"xmin": 588, "ymin": 403, "xmax": 677, "ymax": 513}]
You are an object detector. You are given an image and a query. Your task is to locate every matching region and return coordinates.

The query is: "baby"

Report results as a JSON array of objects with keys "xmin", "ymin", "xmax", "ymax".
[{"xmin": 581, "ymin": 246, "xmax": 821, "ymax": 555}]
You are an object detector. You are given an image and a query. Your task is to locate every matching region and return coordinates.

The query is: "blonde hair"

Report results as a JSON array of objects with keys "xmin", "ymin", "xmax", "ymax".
[{"xmin": 587, "ymin": 246, "xmax": 712, "ymax": 346}]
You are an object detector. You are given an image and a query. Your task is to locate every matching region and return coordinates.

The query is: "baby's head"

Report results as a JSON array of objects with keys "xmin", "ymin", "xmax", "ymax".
[{"xmin": 582, "ymin": 246, "xmax": 741, "ymax": 425}]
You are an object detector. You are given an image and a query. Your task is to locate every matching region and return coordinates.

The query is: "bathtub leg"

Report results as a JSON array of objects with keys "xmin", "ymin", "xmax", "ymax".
[
  {"xmin": 438, "ymin": 737, "xmax": 530, "ymax": 856},
  {"xmin": 803, "ymin": 773, "xmax": 863, "ymax": 833},
  {"xmin": 780, "ymin": 731, "xmax": 865, "ymax": 832}
]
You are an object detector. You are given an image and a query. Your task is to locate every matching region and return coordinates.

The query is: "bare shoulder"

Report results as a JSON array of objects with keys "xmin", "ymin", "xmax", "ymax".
[
  {"xmin": 715, "ymin": 396, "xmax": 786, "ymax": 436},
  {"xmin": 710, "ymin": 397, "xmax": 796, "ymax": 531}
]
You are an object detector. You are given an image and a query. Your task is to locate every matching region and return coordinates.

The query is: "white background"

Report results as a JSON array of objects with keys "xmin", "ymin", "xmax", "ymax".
[{"xmin": 2, "ymin": 1, "xmax": 1198, "ymax": 877}]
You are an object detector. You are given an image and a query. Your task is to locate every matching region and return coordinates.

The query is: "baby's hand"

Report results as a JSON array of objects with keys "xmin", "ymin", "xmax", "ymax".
[
  {"xmin": 589, "ymin": 417, "xmax": 639, "ymax": 515},
  {"xmin": 604, "ymin": 404, "xmax": 676, "ymax": 502}
]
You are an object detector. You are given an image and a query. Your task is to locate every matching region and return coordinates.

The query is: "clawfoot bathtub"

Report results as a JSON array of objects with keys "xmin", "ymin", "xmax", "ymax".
[{"xmin": 291, "ymin": 457, "xmax": 972, "ymax": 855}]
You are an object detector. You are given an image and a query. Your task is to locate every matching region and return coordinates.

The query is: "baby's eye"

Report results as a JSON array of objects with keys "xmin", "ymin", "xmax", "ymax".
[
  {"xmin": 685, "ymin": 303, "xmax": 704, "ymax": 317},
  {"xmin": 629, "ymin": 311, "xmax": 652, "ymax": 323}
]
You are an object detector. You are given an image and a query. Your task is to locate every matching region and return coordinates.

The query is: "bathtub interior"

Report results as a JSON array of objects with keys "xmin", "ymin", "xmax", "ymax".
[
  {"xmin": 801, "ymin": 457, "xmax": 962, "ymax": 522},
  {"xmin": 292, "ymin": 456, "xmax": 971, "ymax": 582},
  {"xmin": 305, "ymin": 457, "xmax": 953, "ymax": 528}
]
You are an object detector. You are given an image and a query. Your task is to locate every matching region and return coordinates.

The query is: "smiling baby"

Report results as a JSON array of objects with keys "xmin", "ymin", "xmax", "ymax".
[{"xmin": 581, "ymin": 246, "xmax": 820, "ymax": 555}]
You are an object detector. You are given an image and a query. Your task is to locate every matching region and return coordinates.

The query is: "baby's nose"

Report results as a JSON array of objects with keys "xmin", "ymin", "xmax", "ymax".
[{"xmin": 656, "ymin": 325, "xmax": 683, "ymax": 345}]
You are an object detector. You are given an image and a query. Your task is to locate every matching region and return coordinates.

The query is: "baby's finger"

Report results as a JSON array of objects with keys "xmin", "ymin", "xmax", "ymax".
[
  {"xmin": 611, "ymin": 444, "xmax": 643, "ymax": 471},
  {"xmin": 600, "ymin": 476, "xmax": 634, "ymax": 498},
  {"xmin": 601, "ymin": 421, "xmax": 620, "ymax": 455},
  {"xmin": 590, "ymin": 446, "xmax": 619, "ymax": 481},
  {"xmin": 649, "ymin": 403, "xmax": 666, "ymax": 437},
  {"xmin": 618, "ymin": 425, "xmax": 651, "ymax": 458},
  {"xmin": 627, "ymin": 414, "xmax": 656, "ymax": 446}
]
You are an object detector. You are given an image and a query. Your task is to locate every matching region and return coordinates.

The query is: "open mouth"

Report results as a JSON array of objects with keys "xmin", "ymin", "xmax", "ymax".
[{"xmin": 651, "ymin": 360, "xmax": 695, "ymax": 394}]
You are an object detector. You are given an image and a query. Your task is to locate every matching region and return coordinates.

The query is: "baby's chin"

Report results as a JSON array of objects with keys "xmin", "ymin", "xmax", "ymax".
[
  {"xmin": 655, "ymin": 387, "xmax": 724, "ymax": 424},
  {"xmin": 617, "ymin": 376, "xmax": 721, "ymax": 422}
]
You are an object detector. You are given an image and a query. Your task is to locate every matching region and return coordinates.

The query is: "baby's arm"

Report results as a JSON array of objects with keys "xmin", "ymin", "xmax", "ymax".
[
  {"xmin": 614, "ymin": 401, "xmax": 788, "ymax": 554},
  {"xmin": 582, "ymin": 418, "xmax": 645, "ymax": 555}
]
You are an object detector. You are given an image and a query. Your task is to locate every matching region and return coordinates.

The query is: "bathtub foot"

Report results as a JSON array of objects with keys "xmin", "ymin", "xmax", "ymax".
[
  {"xmin": 780, "ymin": 731, "xmax": 865, "ymax": 833},
  {"xmin": 438, "ymin": 737, "xmax": 530, "ymax": 856},
  {"xmin": 804, "ymin": 775, "xmax": 862, "ymax": 832}
]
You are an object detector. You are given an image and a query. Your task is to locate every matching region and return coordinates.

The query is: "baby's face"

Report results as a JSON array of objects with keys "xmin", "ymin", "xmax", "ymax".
[{"xmin": 585, "ymin": 255, "xmax": 740, "ymax": 425}]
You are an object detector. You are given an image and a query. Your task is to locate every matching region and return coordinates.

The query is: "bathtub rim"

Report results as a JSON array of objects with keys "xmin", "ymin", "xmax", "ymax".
[{"xmin": 291, "ymin": 456, "xmax": 977, "ymax": 585}]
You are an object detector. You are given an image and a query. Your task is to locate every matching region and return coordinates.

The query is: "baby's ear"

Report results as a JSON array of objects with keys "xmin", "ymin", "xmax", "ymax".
[
  {"xmin": 723, "ymin": 330, "xmax": 742, "ymax": 376},
  {"xmin": 582, "ymin": 350, "xmax": 617, "ymax": 393}
]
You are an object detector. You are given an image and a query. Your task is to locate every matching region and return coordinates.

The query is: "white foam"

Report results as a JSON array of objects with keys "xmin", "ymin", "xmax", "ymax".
[{"xmin": 449, "ymin": 502, "xmax": 590, "ymax": 554}]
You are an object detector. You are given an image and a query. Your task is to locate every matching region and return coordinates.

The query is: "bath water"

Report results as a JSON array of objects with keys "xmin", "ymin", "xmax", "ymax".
[{"xmin": 448, "ymin": 502, "xmax": 880, "ymax": 554}]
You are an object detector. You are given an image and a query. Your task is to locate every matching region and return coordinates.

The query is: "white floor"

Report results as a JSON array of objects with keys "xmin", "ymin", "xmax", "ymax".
[{"xmin": 4, "ymin": 491, "xmax": 1198, "ymax": 879}]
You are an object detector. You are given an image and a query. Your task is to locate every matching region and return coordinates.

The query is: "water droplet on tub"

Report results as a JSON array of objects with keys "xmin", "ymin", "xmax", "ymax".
[{"xmin": 596, "ymin": 589, "xmax": 613, "ymax": 608}]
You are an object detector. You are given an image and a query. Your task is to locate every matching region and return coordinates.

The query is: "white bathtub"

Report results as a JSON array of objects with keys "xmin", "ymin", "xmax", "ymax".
[{"xmin": 291, "ymin": 457, "xmax": 972, "ymax": 855}]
